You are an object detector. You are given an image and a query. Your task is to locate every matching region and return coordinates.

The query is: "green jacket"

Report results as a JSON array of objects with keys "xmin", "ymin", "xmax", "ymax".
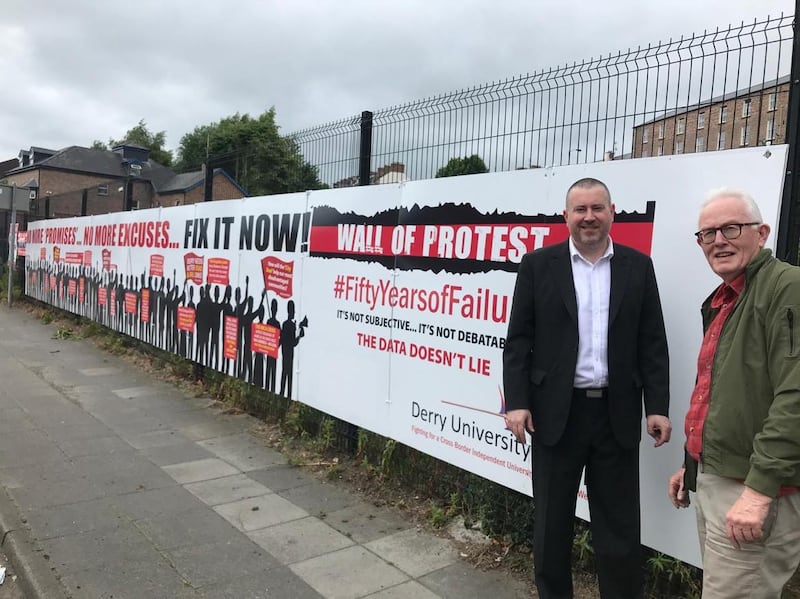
[{"xmin": 685, "ymin": 249, "xmax": 800, "ymax": 497}]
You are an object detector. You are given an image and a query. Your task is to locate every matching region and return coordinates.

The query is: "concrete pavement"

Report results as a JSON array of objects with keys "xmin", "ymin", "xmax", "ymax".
[{"xmin": 0, "ymin": 304, "xmax": 530, "ymax": 599}]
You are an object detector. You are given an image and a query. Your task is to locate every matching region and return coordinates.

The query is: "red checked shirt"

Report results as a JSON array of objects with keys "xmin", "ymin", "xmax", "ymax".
[
  {"xmin": 685, "ymin": 274, "xmax": 744, "ymax": 461},
  {"xmin": 686, "ymin": 273, "xmax": 798, "ymax": 496}
]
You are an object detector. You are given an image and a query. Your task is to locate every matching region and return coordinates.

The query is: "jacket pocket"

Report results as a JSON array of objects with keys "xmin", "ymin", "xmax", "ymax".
[{"xmin": 787, "ymin": 308, "xmax": 796, "ymax": 357}]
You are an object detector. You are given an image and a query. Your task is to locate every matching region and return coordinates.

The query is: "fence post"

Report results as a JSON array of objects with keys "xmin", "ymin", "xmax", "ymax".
[
  {"xmin": 358, "ymin": 111, "xmax": 373, "ymax": 186},
  {"xmin": 777, "ymin": 1, "xmax": 800, "ymax": 264},
  {"xmin": 204, "ymin": 163, "xmax": 213, "ymax": 202}
]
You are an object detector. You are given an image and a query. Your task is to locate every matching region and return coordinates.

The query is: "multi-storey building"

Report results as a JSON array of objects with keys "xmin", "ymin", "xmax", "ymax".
[{"xmin": 632, "ymin": 75, "xmax": 789, "ymax": 158}]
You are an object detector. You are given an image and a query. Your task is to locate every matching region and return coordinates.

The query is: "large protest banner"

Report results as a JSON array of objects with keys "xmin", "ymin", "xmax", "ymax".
[{"xmin": 25, "ymin": 146, "xmax": 788, "ymax": 565}]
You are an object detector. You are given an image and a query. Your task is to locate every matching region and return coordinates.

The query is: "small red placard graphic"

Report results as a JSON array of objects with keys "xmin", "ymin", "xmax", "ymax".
[
  {"xmin": 98, "ymin": 287, "xmax": 108, "ymax": 306},
  {"xmin": 16, "ymin": 231, "xmax": 26, "ymax": 257},
  {"xmin": 124, "ymin": 291, "xmax": 138, "ymax": 314},
  {"xmin": 48, "ymin": 275, "xmax": 55, "ymax": 292},
  {"xmin": 184, "ymin": 253, "xmax": 204, "ymax": 285},
  {"xmin": 150, "ymin": 254, "xmax": 164, "ymax": 277},
  {"xmin": 102, "ymin": 249, "xmax": 112, "ymax": 271},
  {"xmin": 177, "ymin": 306, "xmax": 196, "ymax": 332},
  {"xmin": 261, "ymin": 256, "xmax": 294, "ymax": 299},
  {"xmin": 68, "ymin": 280, "xmax": 77, "ymax": 296},
  {"xmin": 251, "ymin": 323, "xmax": 280, "ymax": 358},
  {"xmin": 110, "ymin": 290, "xmax": 117, "ymax": 316},
  {"xmin": 78, "ymin": 277, "xmax": 85, "ymax": 303},
  {"xmin": 65, "ymin": 252, "xmax": 83, "ymax": 265},
  {"xmin": 207, "ymin": 258, "xmax": 230, "ymax": 286},
  {"xmin": 83, "ymin": 250, "xmax": 92, "ymax": 266},
  {"xmin": 40, "ymin": 247, "xmax": 46, "ymax": 260},
  {"xmin": 223, "ymin": 315, "xmax": 238, "ymax": 359},
  {"xmin": 141, "ymin": 289, "xmax": 150, "ymax": 323}
]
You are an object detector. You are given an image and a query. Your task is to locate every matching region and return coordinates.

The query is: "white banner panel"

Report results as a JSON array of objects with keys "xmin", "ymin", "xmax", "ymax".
[{"xmin": 24, "ymin": 146, "xmax": 788, "ymax": 566}]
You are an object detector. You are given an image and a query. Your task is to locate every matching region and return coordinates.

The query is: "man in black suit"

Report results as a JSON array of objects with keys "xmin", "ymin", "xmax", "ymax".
[{"xmin": 503, "ymin": 177, "xmax": 671, "ymax": 599}]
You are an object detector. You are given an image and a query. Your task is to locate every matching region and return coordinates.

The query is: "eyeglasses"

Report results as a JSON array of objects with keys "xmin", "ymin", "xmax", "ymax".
[{"xmin": 694, "ymin": 222, "xmax": 761, "ymax": 244}]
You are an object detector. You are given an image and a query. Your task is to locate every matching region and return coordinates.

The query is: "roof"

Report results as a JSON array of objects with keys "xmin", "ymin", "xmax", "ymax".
[
  {"xmin": 6, "ymin": 145, "xmax": 246, "ymax": 196},
  {"xmin": 158, "ymin": 171, "xmax": 205, "ymax": 193},
  {"xmin": 0, "ymin": 158, "xmax": 18, "ymax": 177},
  {"xmin": 7, "ymin": 145, "xmax": 177, "ymax": 189},
  {"xmin": 635, "ymin": 74, "xmax": 790, "ymax": 127},
  {"xmin": 159, "ymin": 168, "xmax": 247, "ymax": 196}
]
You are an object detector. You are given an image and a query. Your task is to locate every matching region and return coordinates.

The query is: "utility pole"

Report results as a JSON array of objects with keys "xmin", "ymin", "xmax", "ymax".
[{"xmin": 7, "ymin": 184, "xmax": 16, "ymax": 307}]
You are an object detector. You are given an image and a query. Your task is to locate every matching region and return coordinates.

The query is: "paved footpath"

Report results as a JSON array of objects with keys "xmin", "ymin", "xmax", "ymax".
[{"xmin": 0, "ymin": 305, "xmax": 530, "ymax": 599}]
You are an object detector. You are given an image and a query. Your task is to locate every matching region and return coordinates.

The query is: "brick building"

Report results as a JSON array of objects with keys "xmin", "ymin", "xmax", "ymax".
[
  {"xmin": 633, "ymin": 76, "xmax": 789, "ymax": 158},
  {"xmin": 333, "ymin": 162, "xmax": 408, "ymax": 188},
  {"xmin": 2, "ymin": 143, "xmax": 246, "ymax": 220}
]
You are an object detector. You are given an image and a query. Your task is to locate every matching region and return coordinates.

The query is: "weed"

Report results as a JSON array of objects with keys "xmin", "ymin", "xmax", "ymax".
[
  {"xmin": 316, "ymin": 417, "xmax": 336, "ymax": 451},
  {"xmin": 53, "ymin": 326, "xmax": 75, "ymax": 340},
  {"xmin": 429, "ymin": 501, "xmax": 447, "ymax": 528},
  {"xmin": 379, "ymin": 439, "xmax": 396, "ymax": 475},
  {"xmin": 326, "ymin": 463, "xmax": 342, "ymax": 480},
  {"xmin": 572, "ymin": 524, "xmax": 594, "ymax": 569}
]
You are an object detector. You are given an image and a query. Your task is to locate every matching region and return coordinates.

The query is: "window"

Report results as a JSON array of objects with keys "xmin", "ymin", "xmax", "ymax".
[
  {"xmin": 742, "ymin": 99, "xmax": 752, "ymax": 118},
  {"xmin": 717, "ymin": 130, "xmax": 727, "ymax": 150},
  {"xmin": 697, "ymin": 112, "xmax": 706, "ymax": 129},
  {"xmin": 656, "ymin": 142, "xmax": 664, "ymax": 156},
  {"xmin": 740, "ymin": 126, "xmax": 750, "ymax": 146},
  {"xmin": 96, "ymin": 184, "xmax": 109, "ymax": 196},
  {"xmin": 675, "ymin": 140, "xmax": 685, "ymax": 154},
  {"xmin": 676, "ymin": 118, "xmax": 685, "ymax": 135},
  {"xmin": 719, "ymin": 105, "xmax": 728, "ymax": 124},
  {"xmin": 766, "ymin": 117, "xmax": 775, "ymax": 141},
  {"xmin": 768, "ymin": 92, "xmax": 777, "ymax": 112},
  {"xmin": 642, "ymin": 128, "xmax": 650, "ymax": 143},
  {"xmin": 642, "ymin": 149, "xmax": 650, "ymax": 158},
  {"xmin": 696, "ymin": 136, "xmax": 706, "ymax": 152},
  {"xmin": 657, "ymin": 123, "xmax": 665, "ymax": 140}
]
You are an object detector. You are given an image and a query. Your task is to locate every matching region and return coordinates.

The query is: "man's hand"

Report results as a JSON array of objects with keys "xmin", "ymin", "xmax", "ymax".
[
  {"xmin": 668, "ymin": 467, "xmax": 690, "ymax": 508},
  {"xmin": 725, "ymin": 487, "xmax": 773, "ymax": 549},
  {"xmin": 504, "ymin": 409, "xmax": 534, "ymax": 444},
  {"xmin": 646, "ymin": 414, "xmax": 672, "ymax": 447}
]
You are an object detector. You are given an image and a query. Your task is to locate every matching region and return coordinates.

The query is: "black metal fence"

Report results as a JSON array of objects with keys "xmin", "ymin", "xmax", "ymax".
[{"xmin": 290, "ymin": 14, "xmax": 794, "ymax": 187}]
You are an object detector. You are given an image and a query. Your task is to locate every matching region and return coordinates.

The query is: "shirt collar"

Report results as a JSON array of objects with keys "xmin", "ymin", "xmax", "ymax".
[
  {"xmin": 569, "ymin": 236, "xmax": 615, "ymax": 263},
  {"xmin": 711, "ymin": 272, "xmax": 746, "ymax": 309}
]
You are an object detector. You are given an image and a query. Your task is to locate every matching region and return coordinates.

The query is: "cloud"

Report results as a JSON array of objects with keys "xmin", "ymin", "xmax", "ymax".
[{"xmin": 0, "ymin": 0, "xmax": 791, "ymax": 162}]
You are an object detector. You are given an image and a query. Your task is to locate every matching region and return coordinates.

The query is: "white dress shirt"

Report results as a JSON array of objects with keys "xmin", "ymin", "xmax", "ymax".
[{"xmin": 569, "ymin": 237, "xmax": 614, "ymax": 389}]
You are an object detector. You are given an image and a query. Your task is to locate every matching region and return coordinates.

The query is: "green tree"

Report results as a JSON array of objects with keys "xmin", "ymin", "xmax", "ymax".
[
  {"xmin": 105, "ymin": 119, "xmax": 173, "ymax": 166},
  {"xmin": 435, "ymin": 154, "xmax": 489, "ymax": 178},
  {"xmin": 175, "ymin": 108, "xmax": 324, "ymax": 196}
]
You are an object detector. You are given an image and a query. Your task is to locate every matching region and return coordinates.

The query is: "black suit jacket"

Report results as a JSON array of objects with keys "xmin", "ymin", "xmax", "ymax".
[{"xmin": 503, "ymin": 241, "xmax": 669, "ymax": 449}]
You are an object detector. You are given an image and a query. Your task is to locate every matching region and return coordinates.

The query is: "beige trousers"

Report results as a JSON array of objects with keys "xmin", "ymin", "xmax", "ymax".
[{"xmin": 695, "ymin": 471, "xmax": 800, "ymax": 599}]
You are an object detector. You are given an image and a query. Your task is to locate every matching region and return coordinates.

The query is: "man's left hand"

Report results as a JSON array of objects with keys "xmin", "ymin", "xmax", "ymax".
[
  {"xmin": 646, "ymin": 414, "xmax": 672, "ymax": 447},
  {"xmin": 725, "ymin": 487, "xmax": 773, "ymax": 549}
]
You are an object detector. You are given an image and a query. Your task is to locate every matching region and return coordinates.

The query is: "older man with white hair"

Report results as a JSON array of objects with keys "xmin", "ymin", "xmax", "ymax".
[{"xmin": 669, "ymin": 188, "xmax": 800, "ymax": 598}]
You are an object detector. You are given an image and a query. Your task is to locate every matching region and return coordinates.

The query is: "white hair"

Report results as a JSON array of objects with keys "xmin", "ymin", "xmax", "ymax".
[{"xmin": 701, "ymin": 187, "xmax": 763, "ymax": 223}]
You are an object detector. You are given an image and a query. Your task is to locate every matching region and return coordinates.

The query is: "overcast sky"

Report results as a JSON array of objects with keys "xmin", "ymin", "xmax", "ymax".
[{"xmin": 0, "ymin": 0, "xmax": 793, "ymax": 163}]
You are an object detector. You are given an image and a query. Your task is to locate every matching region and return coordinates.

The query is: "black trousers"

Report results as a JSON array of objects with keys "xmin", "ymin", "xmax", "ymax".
[{"xmin": 532, "ymin": 391, "xmax": 642, "ymax": 599}]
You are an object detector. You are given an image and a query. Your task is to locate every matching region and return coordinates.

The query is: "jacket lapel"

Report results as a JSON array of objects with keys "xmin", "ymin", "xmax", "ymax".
[
  {"xmin": 550, "ymin": 243, "xmax": 578, "ymax": 322},
  {"xmin": 609, "ymin": 250, "xmax": 630, "ymax": 325}
]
